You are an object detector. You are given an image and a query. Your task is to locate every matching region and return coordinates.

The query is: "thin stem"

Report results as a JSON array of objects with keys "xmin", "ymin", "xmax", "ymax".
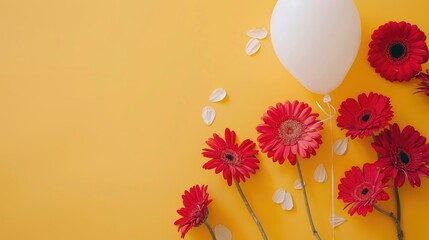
[
  {"xmin": 326, "ymin": 101, "xmax": 335, "ymax": 240},
  {"xmin": 372, "ymin": 132, "xmax": 382, "ymax": 159},
  {"xmin": 394, "ymin": 187, "xmax": 401, "ymax": 222},
  {"xmin": 296, "ymin": 159, "xmax": 322, "ymax": 240},
  {"xmin": 374, "ymin": 205, "xmax": 403, "ymax": 240},
  {"xmin": 234, "ymin": 179, "xmax": 268, "ymax": 240},
  {"xmin": 203, "ymin": 221, "xmax": 216, "ymax": 240}
]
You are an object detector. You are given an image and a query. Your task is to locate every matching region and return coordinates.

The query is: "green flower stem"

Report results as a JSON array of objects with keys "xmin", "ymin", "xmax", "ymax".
[
  {"xmin": 374, "ymin": 205, "xmax": 403, "ymax": 240},
  {"xmin": 203, "ymin": 221, "xmax": 216, "ymax": 240},
  {"xmin": 296, "ymin": 159, "xmax": 322, "ymax": 240},
  {"xmin": 234, "ymin": 179, "xmax": 268, "ymax": 240},
  {"xmin": 394, "ymin": 186, "xmax": 401, "ymax": 222}
]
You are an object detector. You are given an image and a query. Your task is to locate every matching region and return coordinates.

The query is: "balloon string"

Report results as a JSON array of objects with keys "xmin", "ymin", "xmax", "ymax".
[
  {"xmin": 316, "ymin": 95, "xmax": 336, "ymax": 240},
  {"xmin": 316, "ymin": 101, "xmax": 336, "ymax": 123}
]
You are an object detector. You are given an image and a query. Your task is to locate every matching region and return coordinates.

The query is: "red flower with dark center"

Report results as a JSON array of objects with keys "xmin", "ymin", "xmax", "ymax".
[
  {"xmin": 368, "ymin": 21, "xmax": 429, "ymax": 82},
  {"xmin": 416, "ymin": 69, "xmax": 429, "ymax": 96},
  {"xmin": 337, "ymin": 92, "xmax": 393, "ymax": 139},
  {"xmin": 338, "ymin": 164, "xmax": 389, "ymax": 216},
  {"xmin": 174, "ymin": 185, "xmax": 212, "ymax": 238},
  {"xmin": 372, "ymin": 123, "xmax": 429, "ymax": 187},
  {"xmin": 202, "ymin": 128, "xmax": 260, "ymax": 186},
  {"xmin": 256, "ymin": 100, "xmax": 323, "ymax": 165}
]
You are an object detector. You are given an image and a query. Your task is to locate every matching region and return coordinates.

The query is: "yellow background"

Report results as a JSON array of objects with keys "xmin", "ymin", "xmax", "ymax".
[{"xmin": 1, "ymin": 0, "xmax": 429, "ymax": 239}]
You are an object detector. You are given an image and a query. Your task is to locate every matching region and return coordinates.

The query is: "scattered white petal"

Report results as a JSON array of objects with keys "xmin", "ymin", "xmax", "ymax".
[
  {"xmin": 293, "ymin": 178, "xmax": 305, "ymax": 190},
  {"xmin": 202, "ymin": 106, "xmax": 216, "ymax": 126},
  {"xmin": 313, "ymin": 163, "xmax": 328, "ymax": 183},
  {"xmin": 245, "ymin": 38, "xmax": 261, "ymax": 55},
  {"xmin": 214, "ymin": 224, "xmax": 232, "ymax": 240},
  {"xmin": 333, "ymin": 138, "xmax": 348, "ymax": 156},
  {"xmin": 330, "ymin": 215, "xmax": 346, "ymax": 228},
  {"xmin": 247, "ymin": 28, "xmax": 268, "ymax": 39},
  {"xmin": 209, "ymin": 88, "xmax": 227, "ymax": 102},
  {"xmin": 281, "ymin": 192, "xmax": 293, "ymax": 210},
  {"xmin": 272, "ymin": 188, "xmax": 286, "ymax": 204}
]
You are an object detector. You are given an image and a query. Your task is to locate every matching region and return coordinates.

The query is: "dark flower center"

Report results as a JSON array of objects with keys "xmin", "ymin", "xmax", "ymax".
[
  {"xmin": 361, "ymin": 114, "xmax": 371, "ymax": 122},
  {"xmin": 358, "ymin": 110, "xmax": 374, "ymax": 124},
  {"xmin": 221, "ymin": 149, "xmax": 239, "ymax": 164},
  {"xmin": 279, "ymin": 119, "xmax": 303, "ymax": 144},
  {"xmin": 399, "ymin": 151, "xmax": 410, "ymax": 165},
  {"xmin": 225, "ymin": 154, "xmax": 234, "ymax": 161},
  {"xmin": 389, "ymin": 42, "xmax": 406, "ymax": 60},
  {"xmin": 354, "ymin": 182, "xmax": 373, "ymax": 201}
]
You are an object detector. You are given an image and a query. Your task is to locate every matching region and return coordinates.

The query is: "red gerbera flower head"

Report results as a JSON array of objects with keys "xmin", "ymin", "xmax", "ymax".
[
  {"xmin": 337, "ymin": 92, "xmax": 394, "ymax": 139},
  {"xmin": 368, "ymin": 21, "xmax": 429, "ymax": 82},
  {"xmin": 174, "ymin": 185, "xmax": 213, "ymax": 238},
  {"xmin": 202, "ymin": 128, "xmax": 260, "ymax": 186},
  {"xmin": 338, "ymin": 164, "xmax": 389, "ymax": 216},
  {"xmin": 372, "ymin": 123, "xmax": 429, "ymax": 187},
  {"xmin": 256, "ymin": 100, "xmax": 323, "ymax": 165},
  {"xmin": 415, "ymin": 69, "xmax": 429, "ymax": 96}
]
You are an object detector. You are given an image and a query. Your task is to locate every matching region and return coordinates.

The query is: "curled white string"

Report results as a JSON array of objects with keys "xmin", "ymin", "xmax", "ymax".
[
  {"xmin": 316, "ymin": 94, "xmax": 336, "ymax": 240},
  {"xmin": 316, "ymin": 95, "xmax": 336, "ymax": 123}
]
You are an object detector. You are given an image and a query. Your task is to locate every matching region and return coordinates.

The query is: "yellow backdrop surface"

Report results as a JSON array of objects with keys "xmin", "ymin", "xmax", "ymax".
[{"xmin": 1, "ymin": 0, "xmax": 429, "ymax": 239}]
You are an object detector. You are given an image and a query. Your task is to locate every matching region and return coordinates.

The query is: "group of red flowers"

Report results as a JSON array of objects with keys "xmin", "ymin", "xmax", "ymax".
[
  {"xmin": 174, "ymin": 100, "xmax": 324, "ymax": 238},
  {"xmin": 174, "ymin": 20, "xmax": 429, "ymax": 239},
  {"xmin": 175, "ymin": 93, "xmax": 429, "ymax": 238},
  {"xmin": 337, "ymin": 92, "xmax": 429, "ymax": 216}
]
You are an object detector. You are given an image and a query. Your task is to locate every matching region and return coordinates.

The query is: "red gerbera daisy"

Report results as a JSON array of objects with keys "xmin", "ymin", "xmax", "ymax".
[
  {"xmin": 337, "ymin": 92, "xmax": 393, "ymax": 139},
  {"xmin": 174, "ymin": 185, "xmax": 212, "ymax": 238},
  {"xmin": 416, "ymin": 69, "xmax": 429, "ymax": 96},
  {"xmin": 338, "ymin": 164, "xmax": 389, "ymax": 216},
  {"xmin": 372, "ymin": 123, "xmax": 429, "ymax": 187},
  {"xmin": 256, "ymin": 100, "xmax": 323, "ymax": 165},
  {"xmin": 202, "ymin": 128, "xmax": 260, "ymax": 186},
  {"xmin": 368, "ymin": 21, "xmax": 429, "ymax": 82}
]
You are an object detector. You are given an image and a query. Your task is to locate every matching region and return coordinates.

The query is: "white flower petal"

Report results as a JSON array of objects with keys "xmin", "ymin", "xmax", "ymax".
[
  {"xmin": 313, "ymin": 163, "xmax": 328, "ymax": 183},
  {"xmin": 333, "ymin": 138, "xmax": 348, "ymax": 155},
  {"xmin": 330, "ymin": 215, "xmax": 346, "ymax": 228},
  {"xmin": 293, "ymin": 178, "xmax": 305, "ymax": 190},
  {"xmin": 247, "ymin": 28, "xmax": 268, "ymax": 39},
  {"xmin": 272, "ymin": 188, "xmax": 286, "ymax": 204},
  {"xmin": 214, "ymin": 224, "xmax": 232, "ymax": 240},
  {"xmin": 202, "ymin": 106, "xmax": 216, "ymax": 126},
  {"xmin": 209, "ymin": 88, "xmax": 227, "ymax": 102},
  {"xmin": 245, "ymin": 38, "xmax": 261, "ymax": 55},
  {"xmin": 281, "ymin": 192, "xmax": 293, "ymax": 210}
]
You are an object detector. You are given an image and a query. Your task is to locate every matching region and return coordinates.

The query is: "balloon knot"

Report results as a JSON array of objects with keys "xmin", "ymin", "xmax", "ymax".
[{"xmin": 323, "ymin": 95, "xmax": 331, "ymax": 103}]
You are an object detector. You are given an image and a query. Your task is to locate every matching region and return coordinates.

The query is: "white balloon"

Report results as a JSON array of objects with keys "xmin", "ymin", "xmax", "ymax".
[{"xmin": 270, "ymin": 0, "xmax": 361, "ymax": 94}]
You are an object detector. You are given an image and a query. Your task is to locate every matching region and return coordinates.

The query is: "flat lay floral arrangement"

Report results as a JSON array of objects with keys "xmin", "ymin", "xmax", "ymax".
[{"xmin": 173, "ymin": 2, "xmax": 429, "ymax": 240}]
